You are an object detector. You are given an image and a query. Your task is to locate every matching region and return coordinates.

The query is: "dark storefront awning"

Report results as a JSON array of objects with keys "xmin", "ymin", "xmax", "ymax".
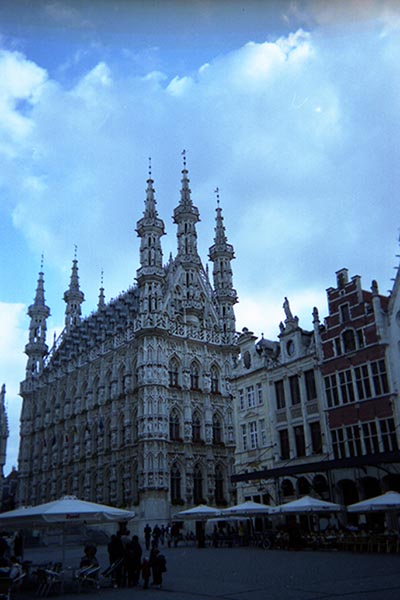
[{"xmin": 232, "ymin": 451, "xmax": 400, "ymax": 483}]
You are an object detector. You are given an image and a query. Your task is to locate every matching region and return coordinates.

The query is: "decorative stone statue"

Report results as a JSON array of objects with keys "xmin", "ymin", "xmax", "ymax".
[{"xmin": 283, "ymin": 297, "xmax": 293, "ymax": 320}]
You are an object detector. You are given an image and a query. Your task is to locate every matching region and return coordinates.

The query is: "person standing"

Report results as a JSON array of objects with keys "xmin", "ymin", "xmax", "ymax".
[
  {"xmin": 125, "ymin": 535, "xmax": 142, "ymax": 587},
  {"xmin": 144, "ymin": 524, "xmax": 152, "ymax": 551},
  {"xmin": 13, "ymin": 532, "xmax": 24, "ymax": 562},
  {"xmin": 107, "ymin": 534, "xmax": 124, "ymax": 588},
  {"xmin": 151, "ymin": 548, "xmax": 167, "ymax": 589},
  {"xmin": 141, "ymin": 556, "xmax": 151, "ymax": 589}
]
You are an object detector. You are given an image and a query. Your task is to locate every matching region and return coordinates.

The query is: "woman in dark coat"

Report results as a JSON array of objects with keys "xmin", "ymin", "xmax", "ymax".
[{"xmin": 125, "ymin": 535, "xmax": 142, "ymax": 587}]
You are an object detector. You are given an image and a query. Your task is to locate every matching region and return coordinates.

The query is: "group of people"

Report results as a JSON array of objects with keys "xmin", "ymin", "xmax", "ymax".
[
  {"xmin": 144, "ymin": 522, "xmax": 180, "ymax": 549},
  {"xmin": 107, "ymin": 527, "xmax": 167, "ymax": 589}
]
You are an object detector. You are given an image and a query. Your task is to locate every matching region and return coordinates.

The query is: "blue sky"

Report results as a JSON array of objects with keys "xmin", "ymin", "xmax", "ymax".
[{"xmin": 0, "ymin": 0, "xmax": 399, "ymax": 474}]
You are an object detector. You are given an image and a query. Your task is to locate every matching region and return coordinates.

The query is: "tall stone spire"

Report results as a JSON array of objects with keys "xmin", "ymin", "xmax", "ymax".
[
  {"xmin": 136, "ymin": 159, "xmax": 165, "ymax": 275},
  {"xmin": 173, "ymin": 151, "xmax": 200, "ymax": 264},
  {"xmin": 64, "ymin": 251, "xmax": 85, "ymax": 333},
  {"xmin": 136, "ymin": 160, "xmax": 166, "ymax": 317},
  {"xmin": 25, "ymin": 262, "xmax": 51, "ymax": 376},
  {"xmin": 209, "ymin": 189, "xmax": 237, "ymax": 339}
]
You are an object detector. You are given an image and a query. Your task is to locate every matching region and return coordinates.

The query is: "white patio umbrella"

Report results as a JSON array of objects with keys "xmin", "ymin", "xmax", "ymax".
[
  {"xmin": 0, "ymin": 495, "xmax": 135, "ymax": 564},
  {"xmin": 173, "ymin": 504, "xmax": 221, "ymax": 520},
  {"xmin": 273, "ymin": 495, "xmax": 343, "ymax": 514},
  {"xmin": 221, "ymin": 500, "xmax": 273, "ymax": 516},
  {"xmin": 347, "ymin": 491, "xmax": 400, "ymax": 513}
]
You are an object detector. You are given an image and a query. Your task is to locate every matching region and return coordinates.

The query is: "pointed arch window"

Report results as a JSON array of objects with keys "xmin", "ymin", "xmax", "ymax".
[
  {"xmin": 171, "ymin": 463, "xmax": 182, "ymax": 503},
  {"xmin": 212, "ymin": 414, "xmax": 223, "ymax": 444},
  {"xmin": 192, "ymin": 412, "xmax": 202, "ymax": 442},
  {"xmin": 215, "ymin": 465, "xmax": 225, "ymax": 505},
  {"xmin": 210, "ymin": 366, "xmax": 219, "ymax": 393},
  {"xmin": 193, "ymin": 464, "xmax": 203, "ymax": 504},
  {"xmin": 169, "ymin": 358, "xmax": 180, "ymax": 388},
  {"xmin": 169, "ymin": 410, "xmax": 181, "ymax": 441},
  {"xmin": 190, "ymin": 362, "xmax": 200, "ymax": 390}
]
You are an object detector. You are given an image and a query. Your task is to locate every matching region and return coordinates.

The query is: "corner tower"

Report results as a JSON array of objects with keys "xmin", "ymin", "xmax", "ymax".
[
  {"xmin": 136, "ymin": 163, "xmax": 166, "ymax": 318},
  {"xmin": 25, "ymin": 265, "xmax": 50, "ymax": 376},
  {"xmin": 173, "ymin": 153, "xmax": 201, "ymax": 267},
  {"xmin": 209, "ymin": 191, "xmax": 238, "ymax": 342}
]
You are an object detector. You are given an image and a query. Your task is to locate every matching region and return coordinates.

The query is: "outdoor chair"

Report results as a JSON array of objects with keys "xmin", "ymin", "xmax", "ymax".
[
  {"xmin": 101, "ymin": 558, "xmax": 123, "ymax": 587},
  {"xmin": 74, "ymin": 565, "xmax": 101, "ymax": 593},
  {"xmin": 35, "ymin": 563, "xmax": 63, "ymax": 597}
]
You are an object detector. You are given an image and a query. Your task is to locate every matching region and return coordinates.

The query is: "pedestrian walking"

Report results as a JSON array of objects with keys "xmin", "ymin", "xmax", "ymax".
[{"xmin": 144, "ymin": 523, "xmax": 152, "ymax": 550}]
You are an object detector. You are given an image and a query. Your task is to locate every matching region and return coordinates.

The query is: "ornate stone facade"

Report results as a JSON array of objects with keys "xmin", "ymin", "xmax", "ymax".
[
  {"xmin": 0, "ymin": 385, "xmax": 8, "ymax": 506},
  {"xmin": 17, "ymin": 165, "xmax": 238, "ymax": 524}
]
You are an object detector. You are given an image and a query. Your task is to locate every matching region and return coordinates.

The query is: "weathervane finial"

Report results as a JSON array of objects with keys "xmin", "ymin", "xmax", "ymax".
[
  {"xmin": 148, "ymin": 156, "xmax": 152, "ymax": 178},
  {"xmin": 40, "ymin": 253, "xmax": 44, "ymax": 271},
  {"xmin": 214, "ymin": 187, "xmax": 220, "ymax": 206},
  {"xmin": 181, "ymin": 149, "xmax": 187, "ymax": 169}
]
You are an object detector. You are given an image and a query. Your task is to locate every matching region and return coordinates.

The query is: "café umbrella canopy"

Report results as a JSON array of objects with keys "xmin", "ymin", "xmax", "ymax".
[
  {"xmin": 273, "ymin": 495, "xmax": 343, "ymax": 514},
  {"xmin": 173, "ymin": 504, "xmax": 221, "ymax": 520},
  {"xmin": 0, "ymin": 495, "xmax": 136, "ymax": 564},
  {"xmin": 347, "ymin": 491, "xmax": 400, "ymax": 512},
  {"xmin": 0, "ymin": 495, "xmax": 136, "ymax": 526},
  {"xmin": 221, "ymin": 500, "xmax": 272, "ymax": 516}
]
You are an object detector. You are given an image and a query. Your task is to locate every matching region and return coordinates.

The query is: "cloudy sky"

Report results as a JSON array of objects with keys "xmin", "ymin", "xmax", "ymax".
[{"xmin": 0, "ymin": 0, "xmax": 399, "ymax": 473}]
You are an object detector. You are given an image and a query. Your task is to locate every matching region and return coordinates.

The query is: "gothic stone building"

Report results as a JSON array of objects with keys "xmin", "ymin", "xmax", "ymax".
[{"xmin": 17, "ymin": 167, "xmax": 238, "ymax": 525}]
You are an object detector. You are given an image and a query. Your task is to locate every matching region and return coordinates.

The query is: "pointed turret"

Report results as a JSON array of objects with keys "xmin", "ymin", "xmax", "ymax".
[
  {"xmin": 136, "ymin": 162, "xmax": 165, "ymax": 275},
  {"xmin": 25, "ymin": 266, "xmax": 50, "ymax": 376},
  {"xmin": 208, "ymin": 190, "xmax": 237, "ymax": 339},
  {"xmin": 64, "ymin": 256, "xmax": 85, "ymax": 333},
  {"xmin": 173, "ymin": 151, "xmax": 200, "ymax": 264},
  {"xmin": 98, "ymin": 270, "xmax": 106, "ymax": 310},
  {"xmin": 136, "ymin": 160, "xmax": 166, "ymax": 317}
]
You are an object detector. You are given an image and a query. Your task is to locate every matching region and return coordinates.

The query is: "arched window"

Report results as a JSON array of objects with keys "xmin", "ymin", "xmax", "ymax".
[
  {"xmin": 171, "ymin": 463, "xmax": 181, "ymax": 503},
  {"xmin": 212, "ymin": 414, "xmax": 223, "ymax": 444},
  {"xmin": 190, "ymin": 362, "xmax": 200, "ymax": 390},
  {"xmin": 192, "ymin": 412, "xmax": 202, "ymax": 442},
  {"xmin": 169, "ymin": 410, "xmax": 181, "ymax": 441},
  {"xmin": 215, "ymin": 465, "xmax": 225, "ymax": 505},
  {"xmin": 193, "ymin": 464, "xmax": 203, "ymax": 504},
  {"xmin": 210, "ymin": 366, "xmax": 219, "ymax": 393},
  {"xmin": 169, "ymin": 358, "xmax": 180, "ymax": 387}
]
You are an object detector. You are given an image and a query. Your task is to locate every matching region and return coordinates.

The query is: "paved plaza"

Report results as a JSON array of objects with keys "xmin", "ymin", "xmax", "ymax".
[{"xmin": 18, "ymin": 542, "xmax": 400, "ymax": 600}]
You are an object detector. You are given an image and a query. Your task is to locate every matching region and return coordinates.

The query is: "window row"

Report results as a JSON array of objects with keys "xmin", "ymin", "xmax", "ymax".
[
  {"xmin": 169, "ymin": 358, "xmax": 220, "ymax": 393},
  {"xmin": 331, "ymin": 327, "xmax": 366, "ymax": 356},
  {"xmin": 169, "ymin": 410, "xmax": 224, "ymax": 444},
  {"xmin": 171, "ymin": 462, "xmax": 226, "ymax": 505},
  {"xmin": 275, "ymin": 369, "xmax": 317, "ymax": 410},
  {"xmin": 324, "ymin": 359, "xmax": 389, "ymax": 408},
  {"xmin": 238, "ymin": 383, "xmax": 263, "ymax": 410},
  {"xmin": 331, "ymin": 418, "xmax": 398, "ymax": 459},
  {"xmin": 278, "ymin": 421, "xmax": 323, "ymax": 460}
]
